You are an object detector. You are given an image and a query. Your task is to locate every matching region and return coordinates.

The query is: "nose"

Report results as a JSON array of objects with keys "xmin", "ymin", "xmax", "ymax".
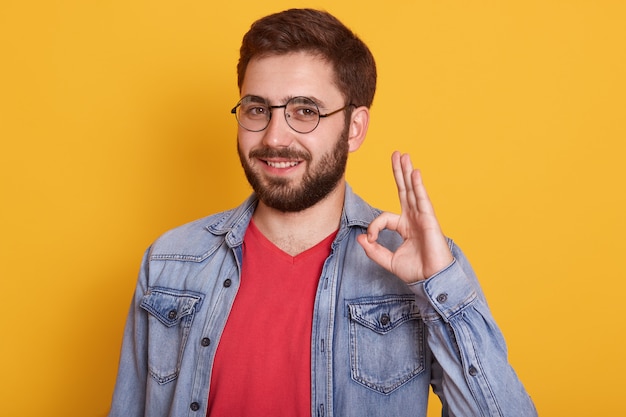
[{"xmin": 261, "ymin": 108, "xmax": 295, "ymax": 148}]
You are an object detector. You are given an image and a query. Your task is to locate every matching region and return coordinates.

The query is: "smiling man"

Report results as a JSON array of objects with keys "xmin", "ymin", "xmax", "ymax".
[{"xmin": 108, "ymin": 9, "xmax": 537, "ymax": 417}]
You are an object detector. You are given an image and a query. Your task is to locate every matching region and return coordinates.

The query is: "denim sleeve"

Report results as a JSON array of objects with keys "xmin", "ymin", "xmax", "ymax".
[
  {"xmin": 408, "ymin": 241, "xmax": 537, "ymax": 417},
  {"xmin": 107, "ymin": 248, "xmax": 151, "ymax": 417}
]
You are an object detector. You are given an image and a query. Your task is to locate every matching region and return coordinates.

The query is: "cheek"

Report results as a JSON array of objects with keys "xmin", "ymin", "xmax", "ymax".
[
  {"xmin": 236, "ymin": 136, "xmax": 253, "ymax": 163},
  {"xmin": 237, "ymin": 132, "xmax": 256, "ymax": 152}
]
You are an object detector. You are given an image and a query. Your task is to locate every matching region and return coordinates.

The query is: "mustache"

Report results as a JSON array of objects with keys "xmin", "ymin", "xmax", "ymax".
[{"xmin": 249, "ymin": 147, "xmax": 312, "ymax": 161}]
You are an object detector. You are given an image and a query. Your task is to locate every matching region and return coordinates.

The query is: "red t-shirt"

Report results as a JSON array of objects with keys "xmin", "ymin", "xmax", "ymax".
[{"xmin": 207, "ymin": 220, "xmax": 336, "ymax": 417}]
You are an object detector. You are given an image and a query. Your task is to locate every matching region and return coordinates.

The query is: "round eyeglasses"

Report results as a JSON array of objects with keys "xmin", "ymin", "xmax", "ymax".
[{"xmin": 231, "ymin": 95, "xmax": 354, "ymax": 134}]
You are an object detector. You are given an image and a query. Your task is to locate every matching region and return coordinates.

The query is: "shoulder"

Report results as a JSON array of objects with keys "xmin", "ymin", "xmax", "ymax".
[{"xmin": 149, "ymin": 196, "xmax": 257, "ymax": 261}]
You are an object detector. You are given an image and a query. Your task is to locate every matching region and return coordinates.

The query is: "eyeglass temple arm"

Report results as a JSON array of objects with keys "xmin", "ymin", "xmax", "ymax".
[{"xmin": 319, "ymin": 103, "xmax": 356, "ymax": 118}]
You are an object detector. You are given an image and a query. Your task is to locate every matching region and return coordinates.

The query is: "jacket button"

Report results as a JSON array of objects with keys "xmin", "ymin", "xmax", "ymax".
[
  {"xmin": 436, "ymin": 293, "xmax": 448, "ymax": 303},
  {"xmin": 468, "ymin": 366, "xmax": 478, "ymax": 376},
  {"xmin": 223, "ymin": 279, "xmax": 232, "ymax": 288},
  {"xmin": 190, "ymin": 402, "xmax": 200, "ymax": 411},
  {"xmin": 167, "ymin": 310, "xmax": 177, "ymax": 320},
  {"xmin": 201, "ymin": 337, "xmax": 211, "ymax": 347},
  {"xmin": 380, "ymin": 313, "xmax": 390, "ymax": 326}
]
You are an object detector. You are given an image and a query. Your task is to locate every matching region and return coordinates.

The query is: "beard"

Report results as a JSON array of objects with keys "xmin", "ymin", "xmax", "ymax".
[{"xmin": 238, "ymin": 128, "xmax": 349, "ymax": 213}]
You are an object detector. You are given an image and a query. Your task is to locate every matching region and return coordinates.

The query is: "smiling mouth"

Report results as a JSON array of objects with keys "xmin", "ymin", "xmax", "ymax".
[{"xmin": 264, "ymin": 160, "xmax": 300, "ymax": 168}]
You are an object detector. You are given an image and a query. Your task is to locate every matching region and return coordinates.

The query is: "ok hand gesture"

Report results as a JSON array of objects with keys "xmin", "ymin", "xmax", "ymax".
[{"xmin": 357, "ymin": 151, "xmax": 454, "ymax": 283}]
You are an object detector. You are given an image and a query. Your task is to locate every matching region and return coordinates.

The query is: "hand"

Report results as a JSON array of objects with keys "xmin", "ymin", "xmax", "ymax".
[{"xmin": 357, "ymin": 151, "xmax": 454, "ymax": 283}]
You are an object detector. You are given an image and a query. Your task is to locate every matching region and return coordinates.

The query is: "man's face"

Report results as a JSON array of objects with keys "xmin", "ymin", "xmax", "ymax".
[{"xmin": 237, "ymin": 52, "xmax": 350, "ymax": 212}]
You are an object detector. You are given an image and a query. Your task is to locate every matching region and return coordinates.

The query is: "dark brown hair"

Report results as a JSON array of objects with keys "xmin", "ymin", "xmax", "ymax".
[{"xmin": 237, "ymin": 8, "xmax": 377, "ymax": 108}]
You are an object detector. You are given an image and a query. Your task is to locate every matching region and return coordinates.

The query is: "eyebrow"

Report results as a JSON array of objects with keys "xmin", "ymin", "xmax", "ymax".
[
  {"xmin": 303, "ymin": 96, "xmax": 328, "ymax": 108},
  {"xmin": 244, "ymin": 95, "xmax": 268, "ymax": 104},
  {"xmin": 243, "ymin": 94, "xmax": 329, "ymax": 109}
]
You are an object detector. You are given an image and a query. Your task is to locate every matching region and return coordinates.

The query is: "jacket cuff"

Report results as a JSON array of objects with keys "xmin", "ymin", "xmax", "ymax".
[{"xmin": 408, "ymin": 259, "xmax": 478, "ymax": 323}]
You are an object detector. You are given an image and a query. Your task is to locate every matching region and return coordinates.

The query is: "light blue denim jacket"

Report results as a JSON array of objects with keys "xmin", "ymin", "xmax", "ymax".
[{"xmin": 109, "ymin": 185, "xmax": 537, "ymax": 417}]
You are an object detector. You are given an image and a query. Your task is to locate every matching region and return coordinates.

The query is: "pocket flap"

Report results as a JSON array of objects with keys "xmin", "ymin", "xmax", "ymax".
[
  {"xmin": 347, "ymin": 296, "xmax": 420, "ymax": 334},
  {"xmin": 140, "ymin": 287, "xmax": 203, "ymax": 327}
]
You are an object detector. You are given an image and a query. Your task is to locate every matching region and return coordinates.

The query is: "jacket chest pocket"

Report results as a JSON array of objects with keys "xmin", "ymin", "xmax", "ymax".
[
  {"xmin": 140, "ymin": 287, "xmax": 204, "ymax": 385},
  {"xmin": 346, "ymin": 295, "xmax": 425, "ymax": 395}
]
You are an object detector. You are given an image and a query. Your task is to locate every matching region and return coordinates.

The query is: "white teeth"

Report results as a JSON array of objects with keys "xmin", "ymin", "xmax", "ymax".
[{"xmin": 266, "ymin": 161, "xmax": 299, "ymax": 168}]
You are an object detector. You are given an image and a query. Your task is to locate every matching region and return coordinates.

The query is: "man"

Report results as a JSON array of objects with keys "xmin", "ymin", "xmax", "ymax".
[{"xmin": 108, "ymin": 8, "xmax": 536, "ymax": 417}]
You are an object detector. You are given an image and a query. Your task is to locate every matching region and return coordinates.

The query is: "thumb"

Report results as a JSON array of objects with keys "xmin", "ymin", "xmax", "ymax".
[{"xmin": 357, "ymin": 232, "xmax": 393, "ymax": 273}]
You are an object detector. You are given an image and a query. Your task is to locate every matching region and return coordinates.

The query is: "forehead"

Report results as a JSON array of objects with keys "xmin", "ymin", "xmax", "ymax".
[{"xmin": 240, "ymin": 52, "xmax": 343, "ymax": 105}]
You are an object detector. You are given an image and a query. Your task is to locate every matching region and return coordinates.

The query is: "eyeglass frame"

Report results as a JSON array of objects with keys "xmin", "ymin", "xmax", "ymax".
[{"xmin": 230, "ymin": 95, "xmax": 356, "ymax": 134}]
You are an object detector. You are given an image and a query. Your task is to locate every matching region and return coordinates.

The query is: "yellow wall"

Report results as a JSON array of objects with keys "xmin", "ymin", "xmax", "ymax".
[{"xmin": 1, "ymin": 1, "xmax": 625, "ymax": 416}]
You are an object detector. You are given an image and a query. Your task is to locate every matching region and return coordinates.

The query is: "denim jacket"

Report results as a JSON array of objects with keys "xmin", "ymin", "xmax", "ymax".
[{"xmin": 108, "ymin": 185, "xmax": 536, "ymax": 417}]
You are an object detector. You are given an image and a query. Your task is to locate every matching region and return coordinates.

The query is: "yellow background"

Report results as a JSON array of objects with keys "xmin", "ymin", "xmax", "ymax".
[{"xmin": 1, "ymin": 1, "xmax": 625, "ymax": 416}]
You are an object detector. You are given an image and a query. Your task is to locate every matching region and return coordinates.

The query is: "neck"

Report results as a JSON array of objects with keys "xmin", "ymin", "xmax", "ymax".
[{"xmin": 252, "ymin": 181, "xmax": 345, "ymax": 256}]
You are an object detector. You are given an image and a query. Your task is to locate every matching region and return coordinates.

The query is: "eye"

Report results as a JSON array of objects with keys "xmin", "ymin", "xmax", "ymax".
[
  {"xmin": 300, "ymin": 107, "xmax": 319, "ymax": 117},
  {"xmin": 290, "ymin": 103, "xmax": 319, "ymax": 120},
  {"xmin": 242, "ymin": 104, "xmax": 269, "ymax": 119}
]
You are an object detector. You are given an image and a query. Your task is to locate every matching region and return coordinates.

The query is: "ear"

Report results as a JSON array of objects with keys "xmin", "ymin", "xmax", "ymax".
[{"xmin": 347, "ymin": 106, "xmax": 369, "ymax": 152}]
